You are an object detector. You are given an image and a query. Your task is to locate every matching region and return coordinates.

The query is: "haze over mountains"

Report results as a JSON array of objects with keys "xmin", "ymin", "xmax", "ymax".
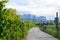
[
  {"xmin": 18, "ymin": 11, "xmax": 60, "ymax": 23},
  {"xmin": 21, "ymin": 14, "xmax": 47, "ymax": 23},
  {"xmin": 17, "ymin": 11, "xmax": 56, "ymax": 20},
  {"xmin": 19, "ymin": 11, "xmax": 48, "ymax": 23}
]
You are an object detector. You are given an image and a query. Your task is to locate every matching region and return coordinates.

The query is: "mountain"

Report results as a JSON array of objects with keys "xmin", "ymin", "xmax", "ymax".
[{"xmin": 20, "ymin": 14, "xmax": 47, "ymax": 23}]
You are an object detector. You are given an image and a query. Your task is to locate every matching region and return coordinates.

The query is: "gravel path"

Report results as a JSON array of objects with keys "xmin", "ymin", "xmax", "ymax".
[{"xmin": 26, "ymin": 27, "xmax": 58, "ymax": 40}]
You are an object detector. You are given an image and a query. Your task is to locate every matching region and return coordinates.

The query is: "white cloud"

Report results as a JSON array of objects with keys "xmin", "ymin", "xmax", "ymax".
[{"xmin": 6, "ymin": 0, "xmax": 60, "ymax": 20}]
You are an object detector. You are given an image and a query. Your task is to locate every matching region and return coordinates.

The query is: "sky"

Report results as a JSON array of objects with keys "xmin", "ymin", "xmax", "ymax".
[{"xmin": 6, "ymin": 0, "xmax": 60, "ymax": 20}]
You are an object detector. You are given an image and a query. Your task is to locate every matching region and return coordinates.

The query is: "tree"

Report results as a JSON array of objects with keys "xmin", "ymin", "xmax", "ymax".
[
  {"xmin": 0, "ymin": 0, "xmax": 22, "ymax": 40},
  {"xmin": 0, "ymin": 0, "xmax": 8, "ymax": 38},
  {"xmin": 4, "ymin": 8, "xmax": 22, "ymax": 40}
]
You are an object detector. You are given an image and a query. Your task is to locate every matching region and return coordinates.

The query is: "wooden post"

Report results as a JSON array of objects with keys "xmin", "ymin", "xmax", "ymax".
[{"xmin": 55, "ymin": 12, "xmax": 59, "ymax": 36}]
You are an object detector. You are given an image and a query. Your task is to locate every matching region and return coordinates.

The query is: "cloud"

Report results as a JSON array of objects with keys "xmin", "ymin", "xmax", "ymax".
[{"xmin": 6, "ymin": 0, "xmax": 60, "ymax": 20}]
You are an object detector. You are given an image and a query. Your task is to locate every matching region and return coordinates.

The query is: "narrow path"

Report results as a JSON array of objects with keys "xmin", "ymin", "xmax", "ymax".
[{"xmin": 26, "ymin": 27, "xmax": 58, "ymax": 40}]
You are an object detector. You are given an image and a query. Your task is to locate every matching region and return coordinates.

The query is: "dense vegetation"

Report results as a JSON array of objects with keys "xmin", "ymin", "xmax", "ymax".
[
  {"xmin": 39, "ymin": 24, "xmax": 60, "ymax": 40},
  {"xmin": 24, "ymin": 21, "xmax": 36, "ymax": 37},
  {"xmin": 0, "ymin": 0, "xmax": 22, "ymax": 40},
  {"xmin": 0, "ymin": 0, "xmax": 36, "ymax": 40}
]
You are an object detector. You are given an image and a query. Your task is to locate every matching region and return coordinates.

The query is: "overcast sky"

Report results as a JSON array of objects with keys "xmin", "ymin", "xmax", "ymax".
[{"xmin": 6, "ymin": 0, "xmax": 60, "ymax": 20}]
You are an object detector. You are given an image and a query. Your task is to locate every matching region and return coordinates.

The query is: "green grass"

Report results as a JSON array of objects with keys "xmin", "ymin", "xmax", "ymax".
[{"xmin": 39, "ymin": 24, "xmax": 60, "ymax": 40}]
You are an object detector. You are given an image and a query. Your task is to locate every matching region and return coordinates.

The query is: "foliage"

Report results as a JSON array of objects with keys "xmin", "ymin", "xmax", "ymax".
[
  {"xmin": 0, "ymin": 0, "xmax": 22, "ymax": 40},
  {"xmin": 39, "ymin": 24, "xmax": 60, "ymax": 40},
  {"xmin": 23, "ymin": 21, "xmax": 36, "ymax": 37},
  {"xmin": 0, "ymin": 0, "xmax": 36, "ymax": 40}
]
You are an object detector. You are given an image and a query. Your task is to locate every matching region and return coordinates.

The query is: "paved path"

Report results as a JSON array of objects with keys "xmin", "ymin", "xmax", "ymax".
[{"xmin": 26, "ymin": 27, "xmax": 58, "ymax": 40}]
